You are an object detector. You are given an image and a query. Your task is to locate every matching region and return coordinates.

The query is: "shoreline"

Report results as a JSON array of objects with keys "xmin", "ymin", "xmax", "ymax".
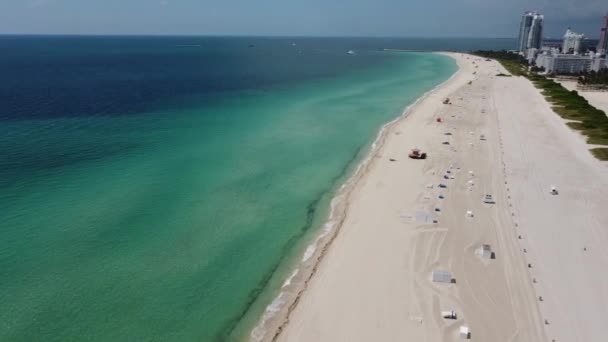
[
  {"xmin": 269, "ymin": 51, "xmax": 553, "ymax": 342},
  {"xmin": 248, "ymin": 52, "xmax": 463, "ymax": 342},
  {"xmin": 268, "ymin": 48, "xmax": 608, "ymax": 342}
]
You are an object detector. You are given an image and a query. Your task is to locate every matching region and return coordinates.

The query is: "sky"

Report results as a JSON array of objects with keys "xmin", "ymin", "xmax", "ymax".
[{"xmin": 0, "ymin": 0, "xmax": 606, "ymax": 38}]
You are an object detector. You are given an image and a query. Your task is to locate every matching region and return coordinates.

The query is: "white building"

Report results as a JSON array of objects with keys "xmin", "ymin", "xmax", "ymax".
[
  {"xmin": 592, "ymin": 57, "xmax": 607, "ymax": 72},
  {"xmin": 526, "ymin": 46, "xmax": 556, "ymax": 65},
  {"xmin": 525, "ymin": 48, "xmax": 539, "ymax": 64},
  {"xmin": 562, "ymin": 28, "xmax": 585, "ymax": 54},
  {"xmin": 535, "ymin": 52, "xmax": 606, "ymax": 74}
]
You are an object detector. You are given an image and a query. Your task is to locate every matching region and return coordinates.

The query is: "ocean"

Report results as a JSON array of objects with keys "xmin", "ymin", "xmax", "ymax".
[{"xmin": 0, "ymin": 36, "xmax": 511, "ymax": 341}]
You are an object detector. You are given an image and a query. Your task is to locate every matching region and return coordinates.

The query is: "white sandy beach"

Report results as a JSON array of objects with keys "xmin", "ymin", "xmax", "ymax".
[{"xmin": 254, "ymin": 52, "xmax": 608, "ymax": 342}]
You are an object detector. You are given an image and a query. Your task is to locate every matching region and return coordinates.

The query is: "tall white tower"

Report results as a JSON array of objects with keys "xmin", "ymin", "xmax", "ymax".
[{"xmin": 562, "ymin": 28, "xmax": 585, "ymax": 54}]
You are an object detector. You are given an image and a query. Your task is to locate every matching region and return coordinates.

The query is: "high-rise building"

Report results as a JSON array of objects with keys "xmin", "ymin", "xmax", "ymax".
[
  {"xmin": 517, "ymin": 12, "xmax": 535, "ymax": 52},
  {"xmin": 517, "ymin": 12, "xmax": 544, "ymax": 52},
  {"xmin": 527, "ymin": 13, "xmax": 544, "ymax": 50},
  {"xmin": 598, "ymin": 14, "xmax": 608, "ymax": 56},
  {"xmin": 562, "ymin": 28, "xmax": 585, "ymax": 54}
]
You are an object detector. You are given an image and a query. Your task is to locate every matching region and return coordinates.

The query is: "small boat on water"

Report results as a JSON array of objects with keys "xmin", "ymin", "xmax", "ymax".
[{"xmin": 347, "ymin": 50, "xmax": 356, "ymax": 55}]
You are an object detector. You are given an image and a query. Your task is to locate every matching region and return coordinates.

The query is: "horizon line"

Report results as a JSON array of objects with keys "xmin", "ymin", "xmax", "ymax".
[{"xmin": 0, "ymin": 33, "xmax": 519, "ymax": 40}]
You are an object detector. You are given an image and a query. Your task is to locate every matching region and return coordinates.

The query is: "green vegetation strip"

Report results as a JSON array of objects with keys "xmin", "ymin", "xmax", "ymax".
[
  {"xmin": 527, "ymin": 75, "xmax": 608, "ymax": 146},
  {"xmin": 472, "ymin": 50, "xmax": 608, "ymax": 161},
  {"xmin": 591, "ymin": 147, "xmax": 608, "ymax": 160},
  {"xmin": 578, "ymin": 69, "xmax": 608, "ymax": 86}
]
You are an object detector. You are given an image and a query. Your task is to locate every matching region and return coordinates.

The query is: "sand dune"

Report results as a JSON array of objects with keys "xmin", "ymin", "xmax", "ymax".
[{"xmin": 259, "ymin": 53, "xmax": 608, "ymax": 342}]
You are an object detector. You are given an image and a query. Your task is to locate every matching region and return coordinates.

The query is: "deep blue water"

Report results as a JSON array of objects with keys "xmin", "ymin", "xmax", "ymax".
[{"xmin": 0, "ymin": 36, "xmax": 514, "ymax": 121}]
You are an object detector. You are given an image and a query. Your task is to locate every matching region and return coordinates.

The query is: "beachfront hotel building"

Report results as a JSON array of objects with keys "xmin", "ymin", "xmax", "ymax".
[
  {"xmin": 598, "ymin": 14, "xmax": 608, "ymax": 56},
  {"xmin": 517, "ymin": 11, "xmax": 544, "ymax": 52},
  {"xmin": 562, "ymin": 28, "xmax": 585, "ymax": 54},
  {"xmin": 535, "ymin": 52, "xmax": 606, "ymax": 74}
]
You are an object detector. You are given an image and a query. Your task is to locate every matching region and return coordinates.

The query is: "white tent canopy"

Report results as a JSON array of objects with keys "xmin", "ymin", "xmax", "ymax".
[
  {"xmin": 432, "ymin": 270, "xmax": 453, "ymax": 283},
  {"xmin": 476, "ymin": 244, "xmax": 493, "ymax": 258},
  {"xmin": 460, "ymin": 326, "xmax": 470, "ymax": 339}
]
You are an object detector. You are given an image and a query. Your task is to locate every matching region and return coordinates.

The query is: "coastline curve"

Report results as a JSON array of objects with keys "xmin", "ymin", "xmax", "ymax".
[{"xmin": 248, "ymin": 52, "xmax": 462, "ymax": 342}]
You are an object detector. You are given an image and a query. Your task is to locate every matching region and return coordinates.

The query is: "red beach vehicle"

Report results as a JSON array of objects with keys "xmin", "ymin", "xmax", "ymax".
[
  {"xmin": 409, "ymin": 148, "xmax": 427, "ymax": 159},
  {"xmin": 436, "ymin": 118, "xmax": 443, "ymax": 123}
]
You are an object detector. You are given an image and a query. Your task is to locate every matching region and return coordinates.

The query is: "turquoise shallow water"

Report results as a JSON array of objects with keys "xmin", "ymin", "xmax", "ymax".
[{"xmin": 0, "ymin": 37, "xmax": 456, "ymax": 341}]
